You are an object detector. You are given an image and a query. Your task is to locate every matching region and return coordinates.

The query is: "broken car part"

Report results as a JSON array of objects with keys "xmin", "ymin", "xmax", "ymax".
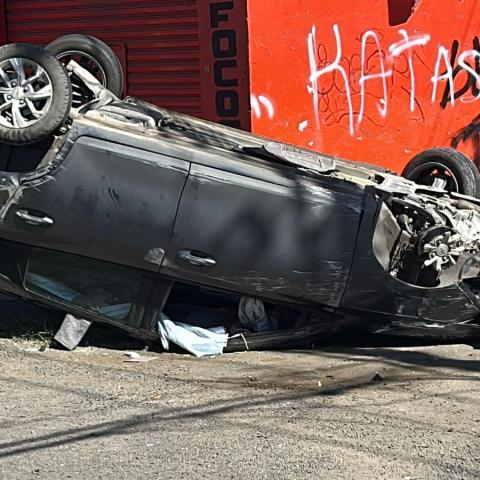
[{"xmin": 54, "ymin": 313, "xmax": 92, "ymax": 351}]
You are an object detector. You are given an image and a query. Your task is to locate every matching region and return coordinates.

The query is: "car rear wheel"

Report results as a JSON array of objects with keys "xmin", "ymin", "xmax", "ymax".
[
  {"xmin": 402, "ymin": 147, "xmax": 480, "ymax": 197},
  {"xmin": 46, "ymin": 34, "xmax": 124, "ymax": 107},
  {"xmin": 0, "ymin": 43, "xmax": 72, "ymax": 145}
]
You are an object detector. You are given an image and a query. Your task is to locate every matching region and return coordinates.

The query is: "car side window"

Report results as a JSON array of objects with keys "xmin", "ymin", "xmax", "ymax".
[
  {"xmin": 0, "ymin": 137, "xmax": 55, "ymax": 173},
  {"xmin": 24, "ymin": 248, "xmax": 141, "ymax": 321}
]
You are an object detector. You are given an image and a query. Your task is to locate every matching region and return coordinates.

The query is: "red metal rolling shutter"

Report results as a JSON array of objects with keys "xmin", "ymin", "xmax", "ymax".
[{"xmin": 6, "ymin": 0, "xmax": 202, "ymax": 115}]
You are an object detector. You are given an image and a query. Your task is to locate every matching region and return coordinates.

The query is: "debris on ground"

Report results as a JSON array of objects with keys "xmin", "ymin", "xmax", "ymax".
[
  {"xmin": 123, "ymin": 351, "xmax": 157, "ymax": 363},
  {"xmin": 158, "ymin": 313, "xmax": 228, "ymax": 357},
  {"xmin": 54, "ymin": 314, "xmax": 92, "ymax": 350}
]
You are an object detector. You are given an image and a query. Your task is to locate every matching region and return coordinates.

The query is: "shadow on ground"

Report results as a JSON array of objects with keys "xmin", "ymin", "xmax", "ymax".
[{"xmin": 1, "ymin": 299, "xmax": 480, "ymax": 476}]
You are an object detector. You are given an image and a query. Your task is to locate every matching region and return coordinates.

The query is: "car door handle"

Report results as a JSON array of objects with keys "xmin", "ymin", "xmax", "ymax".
[
  {"xmin": 16, "ymin": 209, "xmax": 54, "ymax": 226},
  {"xmin": 177, "ymin": 250, "xmax": 216, "ymax": 267}
]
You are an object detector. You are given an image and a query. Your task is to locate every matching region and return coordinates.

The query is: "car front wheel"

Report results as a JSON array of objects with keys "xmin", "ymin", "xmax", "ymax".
[{"xmin": 0, "ymin": 43, "xmax": 72, "ymax": 145}]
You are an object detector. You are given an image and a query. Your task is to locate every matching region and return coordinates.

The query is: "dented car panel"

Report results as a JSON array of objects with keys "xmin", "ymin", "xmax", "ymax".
[
  {"xmin": 161, "ymin": 162, "xmax": 363, "ymax": 307},
  {"xmin": 341, "ymin": 190, "xmax": 480, "ymax": 333},
  {"xmin": 0, "ymin": 94, "xmax": 479, "ymax": 345},
  {"xmin": 0, "ymin": 135, "xmax": 189, "ymax": 273}
]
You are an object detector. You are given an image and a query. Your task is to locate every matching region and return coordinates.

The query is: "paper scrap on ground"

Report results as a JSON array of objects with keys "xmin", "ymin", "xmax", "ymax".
[{"xmin": 123, "ymin": 351, "xmax": 157, "ymax": 363}]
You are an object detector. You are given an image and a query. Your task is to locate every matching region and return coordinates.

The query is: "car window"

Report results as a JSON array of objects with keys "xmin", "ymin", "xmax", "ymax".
[
  {"xmin": 24, "ymin": 248, "xmax": 141, "ymax": 321},
  {"xmin": 0, "ymin": 137, "xmax": 56, "ymax": 173}
]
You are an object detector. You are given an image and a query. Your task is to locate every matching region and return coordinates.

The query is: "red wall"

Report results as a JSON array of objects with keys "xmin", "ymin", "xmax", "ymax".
[
  {"xmin": 0, "ymin": 0, "xmax": 251, "ymax": 131},
  {"xmin": 247, "ymin": 0, "xmax": 480, "ymax": 173}
]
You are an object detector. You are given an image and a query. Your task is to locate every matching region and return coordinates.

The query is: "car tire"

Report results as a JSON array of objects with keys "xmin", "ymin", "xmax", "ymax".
[
  {"xmin": 46, "ymin": 34, "xmax": 124, "ymax": 98},
  {"xmin": 0, "ymin": 43, "xmax": 72, "ymax": 145},
  {"xmin": 402, "ymin": 147, "xmax": 480, "ymax": 197}
]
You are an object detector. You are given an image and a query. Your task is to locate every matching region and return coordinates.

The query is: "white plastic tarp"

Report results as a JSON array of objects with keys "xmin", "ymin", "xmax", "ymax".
[{"xmin": 158, "ymin": 313, "xmax": 228, "ymax": 357}]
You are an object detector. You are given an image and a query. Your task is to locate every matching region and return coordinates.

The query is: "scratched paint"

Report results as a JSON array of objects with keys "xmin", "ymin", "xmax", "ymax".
[{"xmin": 247, "ymin": 0, "xmax": 480, "ymax": 172}]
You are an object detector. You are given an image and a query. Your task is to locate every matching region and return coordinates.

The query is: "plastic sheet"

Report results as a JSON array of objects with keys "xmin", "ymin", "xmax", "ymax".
[{"xmin": 158, "ymin": 313, "xmax": 228, "ymax": 357}]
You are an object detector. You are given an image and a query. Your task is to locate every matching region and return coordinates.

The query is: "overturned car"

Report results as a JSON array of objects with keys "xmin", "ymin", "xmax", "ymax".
[{"xmin": 0, "ymin": 40, "xmax": 480, "ymax": 354}]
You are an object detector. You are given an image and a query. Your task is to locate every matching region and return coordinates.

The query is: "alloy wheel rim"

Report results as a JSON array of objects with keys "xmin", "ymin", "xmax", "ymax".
[
  {"xmin": 57, "ymin": 51, "xmax": 107, "ymax": 107},
  {"xmin": 0, "ymin": 57, "xmax": 53, "ymax": 129}
]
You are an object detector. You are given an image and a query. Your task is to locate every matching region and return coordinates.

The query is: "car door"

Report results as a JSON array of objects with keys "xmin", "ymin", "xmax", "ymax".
[
  {"xmin": 0, "ymin": 132, "xmax": 189, "ymax": 333},
  {"xmin": 161, "ymin": 159, "xmax": 363, "ymax": 307},
  {"xmin": 1, "ymin": 135, "xmax": 189, "ymax": 271}
]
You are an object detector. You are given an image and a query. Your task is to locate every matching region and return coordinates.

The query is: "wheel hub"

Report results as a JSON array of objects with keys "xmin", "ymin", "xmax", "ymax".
[
  {"xmin": 434, "ymin": 243, "xmax": 449, "ymax": 257},
  {"xmin": 11, "ymin": 86, "xmax": 25, "ymax": 100},
  {"xmin": 407, "ymin": 161, "xmax": 459, "ymax": 193}
]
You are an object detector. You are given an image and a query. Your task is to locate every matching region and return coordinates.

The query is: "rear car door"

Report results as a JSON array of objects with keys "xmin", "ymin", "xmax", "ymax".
[{"xmin": 161, "ymin": 158, "xmax": 363, "ymax": 307}]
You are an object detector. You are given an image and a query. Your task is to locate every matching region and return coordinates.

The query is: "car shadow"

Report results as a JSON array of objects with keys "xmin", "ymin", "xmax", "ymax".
[{"xmin": 0, "ymin": 294, "xmax": 149, "ymax": 351}]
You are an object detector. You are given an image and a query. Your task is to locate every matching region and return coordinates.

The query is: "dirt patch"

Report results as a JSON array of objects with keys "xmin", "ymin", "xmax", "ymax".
[{"xmin": 0, "ymin": 333, "xmax": 479, "ymax": 479}]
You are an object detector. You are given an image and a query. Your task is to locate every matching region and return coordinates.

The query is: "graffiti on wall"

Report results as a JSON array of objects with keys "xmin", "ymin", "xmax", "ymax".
[
  {"xmin": 246, "ymin": 0, "xmax": 480, "ymax": 172},
  {"xmin": 306, "ymin": 24, "xmax": 480, "ymax": 136},
  {"xmin": 440, "ymin": 37, "xmax": 480, "ymax": 109},
  {"xmin": 250, "ymin": 94, "xmax": 275, "ymax": 119},
  {"xmin": 451, "ymin": 114, "xmax": 480, "ymax": 167}
]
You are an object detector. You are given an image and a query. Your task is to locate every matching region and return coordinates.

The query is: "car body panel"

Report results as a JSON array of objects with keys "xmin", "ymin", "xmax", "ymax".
[
  {"xmin": 162, "ymin": 162, "xmax": 363, "ymax": 307},
  {"xmin": 0, "ymin": 135, "xmax": 189, "ymax": 272}
]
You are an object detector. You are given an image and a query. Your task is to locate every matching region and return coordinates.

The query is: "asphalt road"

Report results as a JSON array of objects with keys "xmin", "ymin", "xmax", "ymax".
[{"xmin": 0, "ymin": 332, "xmax": 479, "ymax": 479}]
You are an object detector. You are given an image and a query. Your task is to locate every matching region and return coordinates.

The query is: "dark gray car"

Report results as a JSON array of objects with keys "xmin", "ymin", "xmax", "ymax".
[{"xmin": 0, "ymin": 43, "xmax": 479, "ymax": 350}]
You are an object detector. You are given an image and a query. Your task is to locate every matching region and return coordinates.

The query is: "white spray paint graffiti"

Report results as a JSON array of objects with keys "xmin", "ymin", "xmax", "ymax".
[
  {"xmin": 389, "ymin": 29, "xmax": 431, "ymax": 113},
  {"xmin": 457, "ymin": 49, "xmax": 480, "ymax": 104},
  {"xmin": 308, "ymin": 24, "xmax": 354, "ymax": 134},
  {"xmin": 251, "ymin": 94, "xmax": 275, "ymax": 119},
  {"xmin": 357, "ymin": 30, "xmax": 391, "ymax": 125},
  {"xmin": 431, "ymin": 46, "xmax": 454, "ymax": 106},
  {"xmin": 307, "ymin": 25, "xmax": 320, "ymax": 130},
  {"xmin": 307, "ymin": 23, "xmax": 480, "ymax": 136}
]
